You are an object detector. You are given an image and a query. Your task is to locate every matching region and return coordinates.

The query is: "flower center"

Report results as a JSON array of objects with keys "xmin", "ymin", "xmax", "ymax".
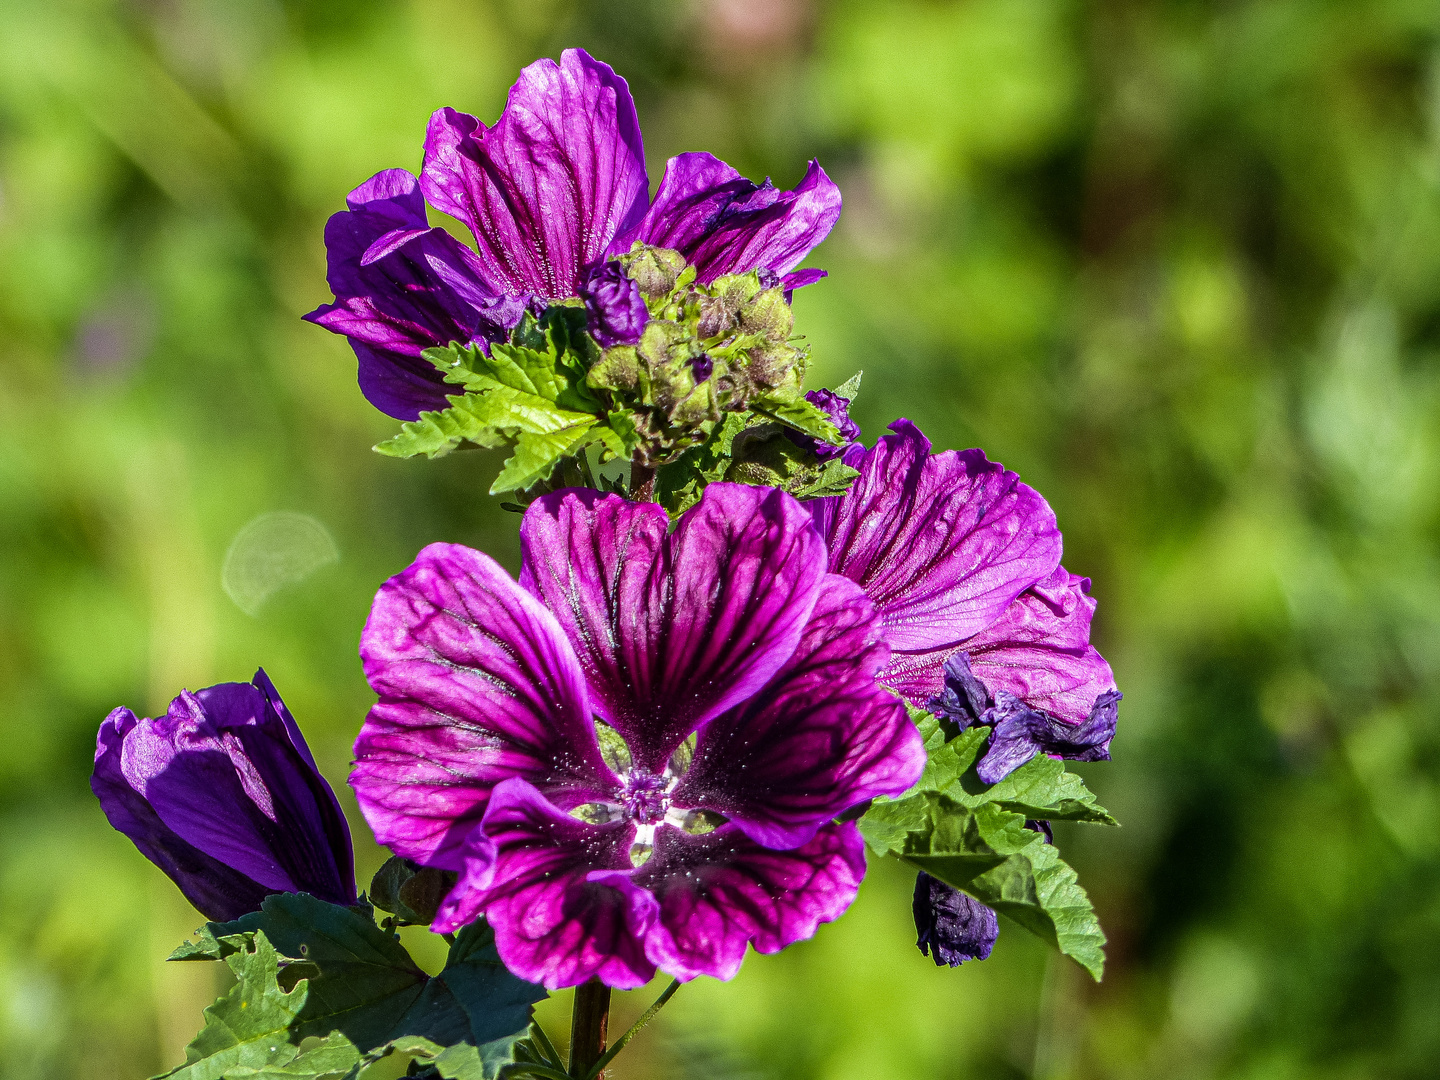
[{"xmin": 620, "ymin": 771, "xmax": 669, "ymax": 825}]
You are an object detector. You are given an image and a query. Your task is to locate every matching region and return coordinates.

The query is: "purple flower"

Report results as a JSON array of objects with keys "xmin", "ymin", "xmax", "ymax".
[
  {"xmin": 303, "ymin": 170, "xmax": 528, "ymax": 421},
  {"xmin": 787, "ymin": 388, "xmax": 862, "ymax": 460},
  {"xmin": 913, "ymin": 872, "xmax": 998, "ymax": 966},
  {"xmin": 306, "ymin": 49, "xmax": 841, "ymax": 419},
  {"xmin": 91, "ymin": 671, "xmax": 356, "ymax": 922},
  {"xmin": 578, "ymin": 261, "xmax": 648, "ymax": 347},
  {"xmin": 810, "ymin": 420, "xmax": 1118, "ymax": 782},
  {"xmin": 350, "ymin": 483, "xmax": 924, "ymax": 988}
]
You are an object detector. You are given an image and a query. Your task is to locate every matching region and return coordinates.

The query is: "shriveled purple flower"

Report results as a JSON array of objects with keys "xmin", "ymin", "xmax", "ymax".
[
  {"xmin": 912, "ymin": 818, "xmax": 1052, "ymax": 966},
  {"xmin": 579, "ymin": 261, "xmax": 648, "ymax": 347},
  {"xmin": 306, "ymin": 49, "xmax": 841, "ymax": 419},
  {"xmin": 786, "ymin": 388, "xmax": 861, "ymax": 460},
  {"xmin": 92, "ymin": 671, "xmax": 356, "ymax": 922},
  {"xmin": 931, "ymin": 653, "xmax": 1122, "ymax": 783},
  {"xmin": 810, "ymin": 420, "xmax": 1118, "ymax": 782},
  {"xmin": 351, "ymin": 483, "xmax": 924, "ymax": 988},
  {"xmin": 913, "ymin": 872, "xmax": 998, "ymax": 966}
]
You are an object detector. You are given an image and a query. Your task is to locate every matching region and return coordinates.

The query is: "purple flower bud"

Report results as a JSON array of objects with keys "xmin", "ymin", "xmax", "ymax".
[
  {"xmin": 91, "ymin": 670, "xmax": 356, "ymax": 922},
  {"xmin": 579, "ymin": 261, "xmax": 649, "ymax": 348},
  {"xmin": 787, "ymin": 388, "xmax": 861, "ymax": 460},
  {"xmin": 690, "ymin": 354, "xmax": 714, "ymax": 383}
]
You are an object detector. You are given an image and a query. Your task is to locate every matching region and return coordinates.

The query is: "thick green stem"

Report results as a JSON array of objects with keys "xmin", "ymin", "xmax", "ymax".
[{"xmin": 569, "ymin": 978, "xmax": 611, "ymax": 1078}]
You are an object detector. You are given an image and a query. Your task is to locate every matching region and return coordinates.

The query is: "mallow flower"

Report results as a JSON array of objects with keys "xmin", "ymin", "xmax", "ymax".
[
  {"xmin": 350, "ymin": 483, "xmax": 925, "ymax": 989},
  {"xmin": 305, "ymin": 48, "xmax": 841, "ymax": 421},
  {"xmin": 809, "ymin": 419, "xmax": 1119, "ymax": 783},
  {"xmin": 91, "ymin": 671, "xmax": 356, "ymax": 922},
  {"xmin": 808, "ymin": 420, "xmax": 1120, "ymax": 967}
]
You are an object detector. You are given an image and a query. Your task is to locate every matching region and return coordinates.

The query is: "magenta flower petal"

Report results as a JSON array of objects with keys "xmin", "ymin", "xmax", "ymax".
[
  {"xmin": 886, "ymin": 566, "xmax": 1115, "ymax": 723},
  {"xmin": 811, "ymin": 419, "xmax": 1062, "ymax": 654},
  {"xmin": 420, "ymin": 50, "xmax": 649, "ymax": 300},
  {"xmin": 303, "ymin": 169, "xmax": 520, "ymax": 420},
  {"xmin": 447, "ymin": 779, "xmax": 657, "ymax": 990},
  {"xmin": 518, "ymin": 484, "xmax": 827, "ymax": 772},
  {"xmin": 92, "ymin": 672, "xmax": 355, "ymax": 921},
  {"xmin": 352, "ymin": 543, "xmax": 619, "ymax": 869},
  {"xmin": 672, "ymin": 575, "xmax": 925, "ymax": 848},
  {"xmin": 634, "ymin": 821, "xmax": 867, "ymax": 982},
  {"xmin": 620, "ymin": 152, "xmax": 842, "ymax": 284}
]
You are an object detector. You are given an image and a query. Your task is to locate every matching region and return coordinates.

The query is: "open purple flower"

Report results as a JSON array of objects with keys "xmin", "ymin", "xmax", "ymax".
[
  {"xmin": 305, "ymin": 49, "xmax": 841, "ymax": 420},
  {"xmin": 351, "ymin": 483, "xmax": 924, "ymax": 988},
  {"xmin": 809, "ymin": 419, "xmax": 1119, "ymax": 782},
  {"xmin": 92, "ymin": 671, "xmax": 356, "ymax": 922}
]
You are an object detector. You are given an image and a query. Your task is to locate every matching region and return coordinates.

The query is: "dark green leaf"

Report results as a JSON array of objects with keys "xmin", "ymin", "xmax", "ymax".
[{"xmin": 169, "ymin": 894, "xmax": 546, "ymax": 1054}]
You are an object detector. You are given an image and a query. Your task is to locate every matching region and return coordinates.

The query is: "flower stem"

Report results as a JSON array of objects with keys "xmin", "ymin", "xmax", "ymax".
[
  {"xmin": 569, "ymin": 978, "xmax": 611, "ymax": 1078},
  {"xmin": 583, "ymin": 978, "xmax": 681, "ymax": 1080},
  {"xmin": 629, "ymin": 458, "xmax": 656, "ymax": 501}
]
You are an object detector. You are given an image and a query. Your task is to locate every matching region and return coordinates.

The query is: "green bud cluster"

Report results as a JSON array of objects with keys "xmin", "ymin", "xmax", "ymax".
[{"xmin": 585, "ymin": 244, "xmax": 810, "ymax": 467}]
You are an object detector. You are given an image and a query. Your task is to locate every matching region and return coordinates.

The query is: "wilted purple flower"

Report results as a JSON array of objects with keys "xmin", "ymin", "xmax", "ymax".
[
  {"xmin": 931, "ymin": 653, "xmax": 1122, "ymax": 783},
  {"xmin": 913, "ymin": 872, "xmax": 998, "ymax": 966},
  {"xmin": 912, "ymin": 817, "xmax": 1053, "ymax": 966},
  {"xmin": 91, "ymin": 671, "xmax": 356, "ymax": 922},
  {"xmin": 305, "ymin": 49, "xmax": 841, "ymax": 419},
  {"xmin": 810, "ymin": 420, "xmax": 1118, "ymax": 782},
  {"xmin": 350, "ymin": 483, "xmax": 924, "ymax": 989},
  {"xmin": 787, "ymin": 388, "xmax": 861, "ymax": 460},
  {"xmin": 578, "ymin": 261, "xmax": 648, "ymax": 347}
]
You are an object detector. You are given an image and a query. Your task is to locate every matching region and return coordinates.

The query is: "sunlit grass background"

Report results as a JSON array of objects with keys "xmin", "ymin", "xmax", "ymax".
[{"xmin": 3, "ymin": 0, "xmax": 1440, "ymax": 1077}]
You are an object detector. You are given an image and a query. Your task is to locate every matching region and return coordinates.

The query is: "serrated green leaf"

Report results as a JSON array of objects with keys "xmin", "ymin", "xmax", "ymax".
[
  {"xmin": 490, "ymin": 421, "xmax": 597, "ymax": 494},
  {"xmin": 756, "ymin": 393, "xmax": 841, "ymax": 442},
  {"xmin": 787, "ymin": 457, "xmax": 860, "ymax": 500},
  {"xmin": 965, "ymin": 805, "xmax": 1108, "ymax": 979},
  {"xmin": 168, "ymin": 894, "xmax": 546, "ymax": 1055},
  {"xmin": 225, "ymin": 1033, "xmax": 361, "ymax": 1079},
  {"xmin": 158, "ymin": 932, "xmax": 332, "ymax": 1080},
  {"xmin": 375, "ymin": 388, "xmax": 599, "ymax": 461},
  {"xmin": 858, "ymin": 707, "xmax": 1111, "ymax": 979},
  {"xmin": 362, "ymin": 1028, "xmax": 537, "ymax": 1080},
  {"xmin": 833, "ymin": 370, "xmax": 863, "ymax": 400}
]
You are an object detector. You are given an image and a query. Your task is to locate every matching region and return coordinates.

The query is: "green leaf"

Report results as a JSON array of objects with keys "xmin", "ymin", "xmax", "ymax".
[
  {"xmin": 857, "ymin": 706, "xmax": 1112, "ymax": 979},
  {"xmin": 169, "ymin": 894, "xmax": 546, "ymax": 1054},
  {"xmin": 158, "ymin": 932, "xmax": 361, "ymax": 1080},
  {"xmin": 786, "ymin": 457, "xmax": 860, "ymax": 500},
  {"xmin": 965, "ymin": 805, "xmax": 1108, "ymax": 980},
  {"xmin": 375, "ymin": 389, "xmax": 597, "ymax": 462},
  {"xmin": 490, "ymin": 421, "xmax": 597, "ymax": 494},
  {"xmin": 225, "ymin": 1033, "xmax": 362, "ymax": 1079},
  {"xmin": 833, "ymin": 370, "xmax": 863, "ymax": 400},
  {"xmin": 756, "ymin": 393, "xmax": 841, "ymax": 442},
  {"xmin": 362, "ymin": 1031, "xmax": 541, "ymax": 1080}
]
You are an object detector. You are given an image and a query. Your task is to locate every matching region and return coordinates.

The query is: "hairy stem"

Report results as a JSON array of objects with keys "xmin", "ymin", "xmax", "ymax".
[
  {"xmin": 629, "ymin": 458, "xmax": 656, "ymax": 502},
  {"xmin": 569, "ymin": 978, "xmax": 611, "ymax": 1078}
]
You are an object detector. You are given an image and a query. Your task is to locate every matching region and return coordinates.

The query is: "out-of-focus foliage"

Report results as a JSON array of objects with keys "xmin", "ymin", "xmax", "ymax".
[{"xmin": 1, "ymin": 0, "xmax": 1438, "ymax": 1077}]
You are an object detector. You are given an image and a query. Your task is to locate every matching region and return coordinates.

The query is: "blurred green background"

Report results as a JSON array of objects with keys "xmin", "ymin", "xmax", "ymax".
[{"xmin": 3, "ymin": 0, "xmax": 1440, "ymax": 1076}]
